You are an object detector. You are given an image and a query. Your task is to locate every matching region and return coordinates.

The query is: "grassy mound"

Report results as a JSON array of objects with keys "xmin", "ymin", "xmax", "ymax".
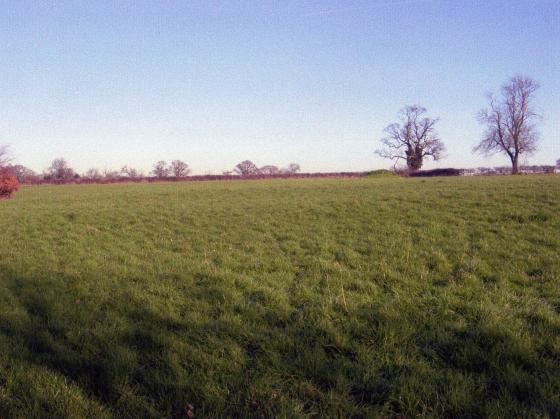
[{"xmin": 365, "ymin": 169, "xmax": 396, "ymax": 177}]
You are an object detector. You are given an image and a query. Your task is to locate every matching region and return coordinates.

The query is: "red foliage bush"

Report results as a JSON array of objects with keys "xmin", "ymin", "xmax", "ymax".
[{"xmin": 0, "ymin": 169, "xmax": 19, "ymax": 198}]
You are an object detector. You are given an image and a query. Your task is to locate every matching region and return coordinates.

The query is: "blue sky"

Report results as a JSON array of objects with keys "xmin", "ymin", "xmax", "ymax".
[{"xmin": 1, "ymin": 0, "xmax": 558, "ymax": 174}]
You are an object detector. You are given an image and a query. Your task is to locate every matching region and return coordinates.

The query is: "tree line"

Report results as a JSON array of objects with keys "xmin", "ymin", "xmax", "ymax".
[
  {"xmin": 376, "ymin": 75, "xmax": 545, "ymax": 175},
  {"xmin": 0, "ymin": 155, "xmax": 302, "ymax": 184}
]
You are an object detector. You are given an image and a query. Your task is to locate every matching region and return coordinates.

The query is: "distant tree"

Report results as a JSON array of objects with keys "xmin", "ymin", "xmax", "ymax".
[
  {"xmin": 84, "ymin": 168, "xmax": 102, "ymax": 180},
  {"xmin": 519, "ymin": 165, "xmax": 555, "ymax": 174},
  {"xmin": 259, "ymin": 165, "xmax": 280, "ymax": 175},
  {"xmin": 286, "ymin": 163, "xmax": 301, "ymax": 174},
  {"xmin": 152, "ymin": 161, "xmax": 169, "ymax": 178},
  {"xmin": 48, "ymin": 158, "xmax": 75, "ymax": 180},
  {"xmin": 556, "ymin": 158, "xmax": 560, "ymax": 168},
  {"xmin": 103, "ymin": 169, "xmax": 121, "ymax": 180},
  {"xmin": 475, "ymin": 76, "xmax": 541, "ymax": 175},
  {"xmin": 376, "ymin": 105, "xmax": 445, "ymax": 171},
  {"xmin": 0, "ymin": 145, "xmax": 11, "ymax": 168},
  {"xmin": 121, "ymin": 165, "xmax": 142, "ymax": 178},
  {"xmin": 170, "ymin": 160, "xmax": 190, "ymax": 177},
  {"xmin": 8, "ymin": 164, "xmax": 37, "ymax": 183},
  {"xmin": 234, "ymin": 160, "xmax": 259, "ymax": 176}
]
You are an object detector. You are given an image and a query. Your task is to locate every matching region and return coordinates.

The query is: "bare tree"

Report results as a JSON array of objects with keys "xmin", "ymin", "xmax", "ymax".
[
  {"xmin": 259, "ymin": 165, "xmax": 280, "ymax": 175},
  {"xmin": 152, "ymin": 161, "xmax": 169, "ymax": 178},
  {"xmin": 0, "ymin": 145, "xmax": 11, "ymax": 168},
  {"xmin": 286, "ymin": 163, "xmax": 301, "ymax": 174},
  {"xmin": 475, "ymin": 76, "xmax": 541, "ymax": 175},
  {"xmin": 121, "ymin": 165, "xmax": 142, "ymax": 178},
  {"xmin": 103, "ymin": 169, "xmax": 121, "ymax": 180},
  {"xmin": 9, "ymin": 165, "xmax": 37, "ymax": 183},
  {"xmin": 84, "ymin": 168, "xmax": 102, "ymax": 180},
  {"xmin": 170, "ymin": 160, "xmax": 190, "ymax": 177},
  {"xmin": 48, "ymin": 158, "xmax": 75, "ymax": 180},
  {"xmin": 376, "ymin": 105, "xmax": 445, "ymax": 170},
  {"xmin": 234, "ymin": 160, "xmax": 259, "ymax": 176}
]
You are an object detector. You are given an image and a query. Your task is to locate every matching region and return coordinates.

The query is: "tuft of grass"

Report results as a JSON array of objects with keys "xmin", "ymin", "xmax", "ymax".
[{"xmin": 0, "ymin": 175, "xmax": 559, "ymax": 417}]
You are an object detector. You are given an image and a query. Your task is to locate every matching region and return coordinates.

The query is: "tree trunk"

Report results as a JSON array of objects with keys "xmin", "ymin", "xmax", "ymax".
[
  {"xmin": 406, "ymin": 147, "xmax": 423, "ymax": 171},
  {"xmin": 511, "ymin": 155, "xmax": 519, "ymax": 175},
  {"xmin": 411, "ymin": 156, "xmax": 423, "ymax": 171}
]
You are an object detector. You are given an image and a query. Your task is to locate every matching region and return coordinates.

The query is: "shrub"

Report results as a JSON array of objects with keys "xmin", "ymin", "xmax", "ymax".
[
  {"xmin": 0, "ymin": 168, "xmax": 19, "ymax": 198},
  {"xmin": 365, "ymin": 169, "xmax": 396, "ymax": 177},
  {"xmin": 393, "ymin": 167, "xmax": 410, "ymax": 177},
  {"xmin": 409, "ymin": 168, "xmax": 462, "ymax": 177}
]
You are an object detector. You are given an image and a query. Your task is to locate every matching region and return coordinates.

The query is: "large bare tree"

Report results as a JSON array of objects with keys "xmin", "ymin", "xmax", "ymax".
[
  {"xmin": 376, "ymin": 105, "xmax": 445, "ymax": 171},
  {"xmin": 475, "ymin": 76, "xmax": 540, "ymax": 174}
]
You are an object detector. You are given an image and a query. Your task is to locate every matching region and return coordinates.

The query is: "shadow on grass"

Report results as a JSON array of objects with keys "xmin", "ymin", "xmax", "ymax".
[
  {"xmin": 0, "ymin": 266, "xmax": 559, "ymax": 417},
  {"xmin": 0, "ymin": 268, "xmax": 219, "ymax": 417},
  {"xmin": 353, "ymin": 301, "xmax": 560, "ymax": 417}
]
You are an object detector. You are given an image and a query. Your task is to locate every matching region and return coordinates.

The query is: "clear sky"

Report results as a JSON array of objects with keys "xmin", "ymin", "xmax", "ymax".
[{"xmin": 1, "ymin": 0, "xmax": 558, "ymax": 174}]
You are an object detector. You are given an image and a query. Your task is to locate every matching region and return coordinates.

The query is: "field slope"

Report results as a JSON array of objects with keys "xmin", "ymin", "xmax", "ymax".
[{"xmin": 0, "ymin": 176, "xmax": 559, "ymax": 417}]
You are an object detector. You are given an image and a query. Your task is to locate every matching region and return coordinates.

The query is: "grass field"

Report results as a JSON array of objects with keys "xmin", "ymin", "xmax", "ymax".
[{"xmin": 0, "ymin": 175, "xmax": 559, "ymax": 418}]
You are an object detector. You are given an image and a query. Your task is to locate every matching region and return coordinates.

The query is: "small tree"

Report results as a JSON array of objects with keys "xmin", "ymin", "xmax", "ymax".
[
  {"xmin": 152, "ymin": 161, "xmax": 169, "ymax": 178},
  {"xmin": 556, "ymin": 158, "xmax": 560, "ymax": 169},
  {"xmin": 234, "ymin": 160, "xmax": 259, "ymax": 176},
  {"xmin": 170, "ymin": 160, "xmax": 190, "ymax": 177},
  {"xmin": 48, "ymin": 158, "xmax": 75, "ymax": 180},
  {"xmin": 286, "ymin": 163, "xmax": 301, "ymax": 174},
  {"xmin": 103, "ymin": 169, "xmax": 122, "ymax": 180},
  {"xmin": 9, "ymin": 165, "xmax": 37, "ymax": 183},
  {"xmin": 475, "ymin": 76, "xmax": 541, "ymax": 175},
  {"xmin": 259, "ymin": 165, "xmax": 280, "ymax": 175},
  {"xmin": 376, "ymin": 105, "xmax": 445, "ymax": 170},
  {"xmin": 121, "ymin": 166, "xmax": 142, "ymax": 178},
  {"xmin": 84, "ymin": 168, "xmax": 102, "ymax": 180}
]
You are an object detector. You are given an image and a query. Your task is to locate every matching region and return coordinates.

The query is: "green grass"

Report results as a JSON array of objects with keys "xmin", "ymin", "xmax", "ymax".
[{"xmin": 0, "ymin": 175, "xmax": 559, "ymax": 418}]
